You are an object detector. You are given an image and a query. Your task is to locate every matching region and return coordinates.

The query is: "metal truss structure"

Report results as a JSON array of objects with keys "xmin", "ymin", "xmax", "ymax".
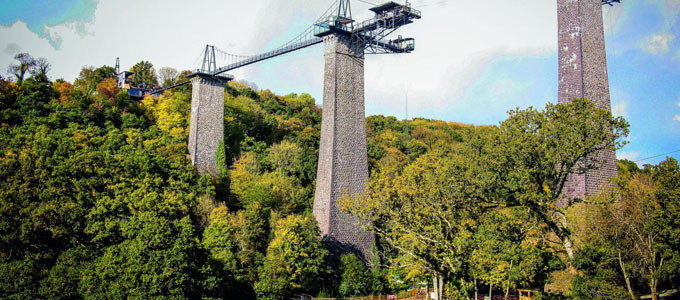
[
  {"xmin": 137, "ymin": 0, "xmax": 621, "ymax": 97},
  {"xmin": 142, "ymin": 0, "xmax": 420, "ymax": 97},
  {"xmin": 201, "ymin": 0, "xmax": 420, "ymax": 76},
  {"xmin": 313, "ymin": 0, "xmax": 421, "ymax": 55}
]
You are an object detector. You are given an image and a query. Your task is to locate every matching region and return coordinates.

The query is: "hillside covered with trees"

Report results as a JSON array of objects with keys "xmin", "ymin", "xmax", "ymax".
[{"xmin": 1, "ymin": 54, "xmax": 679, "ymax": 300}]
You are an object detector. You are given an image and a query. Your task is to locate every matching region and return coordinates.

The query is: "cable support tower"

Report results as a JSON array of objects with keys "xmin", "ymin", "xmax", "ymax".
[{"xmin": 151, "ymin": 0, "xmax": 422, "ymax": 95}]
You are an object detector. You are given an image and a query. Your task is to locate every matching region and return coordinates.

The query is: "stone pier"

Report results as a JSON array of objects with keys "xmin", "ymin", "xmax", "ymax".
[
  {"xmin": 558, "ymin": 0, "xmax": 618, "ymax": 204},
  {"xmin": 313, "ymin": 33, "xmax": 374, "ymax": 263},
  {"xmin": 187, "ymin": 73, "xmax": 232, "ymax": 175}
]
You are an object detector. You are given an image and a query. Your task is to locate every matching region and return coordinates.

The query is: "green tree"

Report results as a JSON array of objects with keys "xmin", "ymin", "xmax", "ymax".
[
  {"xmin": 338, "ymin": 253, "xmax": 372, "ymax": 297},
  {"xmin": 0, "ymin": 59, "xmax": 217, "ymax": 298},
  {"xmin": 255, "ymin": 214, "xmax": 328, "ymax": 300},
  {"xmin": 130, "ymin": 61, "xmax": 159, "ymax": 87},
  {"xmin": 471, "ymin": 209, "xmax": 556, "ymax": 299},
  {"xmin": 79, "ymin": 216, "xmax": 207, "ymax": 298},
  {"xmin": 31, "ymin": 57, "xmax": 51, "ymax": 80},
  {"xmin": 158, "ymin": 67, "xmax": 179, "ymax": 88},
  {"xmin": 7, "ymin": 52, "xmax": 36, "ymax": 85},
  {"xmin": 341, "ymin": 99, "xmax": 628, "ymax": 296},
  {"xmin": 268, "ymin": 140, "xmax": 303, "ymax": 175},
  {"xmin": 592, "ymin": 167, "xmax": 680, "ymax": 300},
  {"xmin": 201, "ymin": 206, "xmax": 243, "ymax": 297},
  {"xmin": 617, "ymin": 159, "xmax": 640, "ymax": 179},
  {"xmin": 73, "ymin": 65, "xmax": 116, "ymax": 96},
  {"xmin": 571, "ymin": 244, "xmax": 631, "ymax": 300},
  {"xmin": 231, "ymin": 201, "xmax": 270, "ymax": 283},
  {"xmin": 0, "ymin": 77, "xmax": 22, "ymax": 124}
]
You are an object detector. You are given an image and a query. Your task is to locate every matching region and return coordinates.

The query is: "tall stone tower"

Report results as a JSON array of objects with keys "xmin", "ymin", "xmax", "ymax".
[
  {"xmin": 187, "ymin": 73, "xmax": 232, "ymax": 175},
  {"xmin": 313, "ymin": 32, "xmax": 374, "ymax": 262},
  {"xmin": 557, "ymin": 0, "xmax": 618, "ymax": 203}
]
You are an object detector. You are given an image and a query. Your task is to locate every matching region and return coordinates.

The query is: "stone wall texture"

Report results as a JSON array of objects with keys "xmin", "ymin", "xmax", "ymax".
[
  {"xmin": 313, "ymin": 33, "xmax": 374, "ymax": 263},
  {"xmin": 188, "ymin": 75, "xmax": 226, "ymax": 175},
  {"xmin": 558, "ymin": 0, "xmax": 618, "ymax": 204}
]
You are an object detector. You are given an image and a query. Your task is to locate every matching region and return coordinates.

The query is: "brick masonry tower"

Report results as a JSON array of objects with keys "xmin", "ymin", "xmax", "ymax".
[
  {"xmin": 311, "ymin": 0, "xmax": 420, "ymax": 263},
  {"xmin": 187, "ymin": 73, "xmax": 232, "ymax": 175},
  {"xmin": 558, "ymin": 0, "xmax": 618, "ymax": 204},
  {"xmin": 313, "ymin": 32, "xmax": 374, "ymax": 262}
]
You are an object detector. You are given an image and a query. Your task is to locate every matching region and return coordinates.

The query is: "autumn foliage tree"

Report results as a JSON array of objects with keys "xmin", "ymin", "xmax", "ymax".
[
  {"xmin": 129, "ymin": 61, "xmax": 159, "ymax": 87},
  {"xmin": 254, "ymin": 214, "xmax": 328, "ymax": 300},
  {"xmin": 576, "ymin": 158, "xmax": 680, "ymax": 300},
  {"xmin": 342, "ymin": 99, "xmax": 628, "ymax": 297}
]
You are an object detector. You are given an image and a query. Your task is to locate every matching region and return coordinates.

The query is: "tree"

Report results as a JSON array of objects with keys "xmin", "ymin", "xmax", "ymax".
[
  {"xmin": 79, "ymin": 216, "xmax": 207, "ymax": 299},
  {"xmin": 95, "ymin": 77, "xmax": 118, "ymax": 100},
  {"xmin": 617, "ymin": 159, "xmax": 640, "ymax": 180},
  {"xmin": 254, "ymin": 214, "xmax": 328, "ymax": 300},
  {"xmin": 7, "ymin": 53, "xmax": 36, "ymax": 84},
  {"xmin": 570, "ymin": 243, "xmax": 632, "ymax": 300},
  {"xmin": 341, "ymin": 99, "xmax": 628, "ymax": 296},
  {"xmin": 338, "ymin": 253, "xmax": 372, "ymax": 297},
  {"xmin": 0, "ymin": 60, "xmax": 218, "ymax": 298},
  {"xmin": 31, "ymin": 57, "xmax": 51, "ymax": 80},
  {"xmin": 130, "ymin": 61, "xmax": 159, "ymax": 87},
  {"xmin": 158, "ymin": 67, "xmax": 179, "ymax": 88},
  {"xmin": 0, "ymin": 77, "xmax": 21, "ymax": 123},
  {"xmin": 52, "ymin": 79, "xmax": 74, "ymax": 104},
  {"xmin": 471, "ymin": 209, "xmax": 556, "ymax": 300},
  {"xmin": 591, "ymin": 161, "xmax": 680, "ymax": 300},
  {"xmin": 73, "ymin": 65, "xmax": 116, "ymax": 96},
  {"xmin": 471, "ymin": 99, "xmax": 628, "ymax": 262},
  {"xmin": 141, "ymin": 90, "xmax": 192, "ymax": 139},
  {"xmin": 201, "ymin": 206, "xmax": 242, "ymax": 297},
  {"xmin": 268, "ymin": 140, "xmax": 303, "ymax": 175},
  {"xmin": 231, "ymin": 201, "xmax": 270, "ymax": 283}
]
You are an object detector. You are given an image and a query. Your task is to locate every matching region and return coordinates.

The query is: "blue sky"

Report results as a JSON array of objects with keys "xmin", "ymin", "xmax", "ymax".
[
  {"xmin": 452, "ymin": 0, "xmax": 680, "ymax": 166},
  {"xmin": 0, "ymin": 0, "xmax": 98, "ymax": 48},
  {"xmin": 0, "ymin": 0, "xmax": 678, "ymax": 166}
]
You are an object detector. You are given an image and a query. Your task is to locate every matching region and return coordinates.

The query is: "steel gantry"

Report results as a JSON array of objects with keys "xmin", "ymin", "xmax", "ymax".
[
  {"xmin": 205, "ymin": 0, "xmax": 420, "ymax": 76},
  {"xmin": 146, "ymin": 0, "xmax": 420, "ymax": 96}
]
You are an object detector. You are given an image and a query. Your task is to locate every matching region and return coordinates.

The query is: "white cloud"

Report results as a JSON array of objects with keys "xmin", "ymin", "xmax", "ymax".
[
  {"xmin": 642, "ymin": 33, "xmax": 675, "ymax": 54},
  {"xmin": 610, "ymin": 88, "xmax": 632, "ymax": 119},
  {"xmin": 1, "ymin": 0, "xmax": 557, "ymax": 119},
  {"xmin": 674, "ymin": 115, "xmax": 680, "ymax": 122},
  {"xmin": 612, "ymin": 102, "xmax": 628, "ymax": 118},
  {"xmin": 617, "ymin": 151, "xmax": 640, "ymax": 161}
]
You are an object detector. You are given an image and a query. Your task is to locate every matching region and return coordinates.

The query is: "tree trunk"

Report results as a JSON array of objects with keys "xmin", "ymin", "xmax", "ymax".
[
  {"xmin": 474, "ymin": 277, "xmax": 478, "ymax": 300},
  {"xmin": 563, "ymin": 236, "xmax": 575, "ymax": 263},
  {"xmin": 618, "ymin": 251, "xmax": 636, "ymax": 300},
  {"xmin": 650, "ymin": 256, "xmax": 664, "ymax": 300},
  {"xmin": 427, "ymin": 279, "xmax": 430, "ymax": 300},
  {"xmin": 489, "ymin": 283, "xmax": 493, "ymax": 300},
  {"xmin": 505, "ymin": 261, "xmax": 513, "ymax": 300},
  {"xmin": 433, "ymin": 275, "xmax": 439, "ymax": 300},
  {"xmin": 439, "ymin": 276, "xmax": 444, "ymax": 300}
]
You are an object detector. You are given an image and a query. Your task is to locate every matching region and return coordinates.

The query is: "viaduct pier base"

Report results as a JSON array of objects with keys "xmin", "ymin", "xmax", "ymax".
[
  {"xmin": 187, "ymin": 72, "xmax": 233, "ymax": 175},
  {"xmin": 313, "ymin": 32, "xmax": 374, "ymax": 263},
  {"xmin": 558, "ymin": 0, "xmax": 618, "ymax": 205}
]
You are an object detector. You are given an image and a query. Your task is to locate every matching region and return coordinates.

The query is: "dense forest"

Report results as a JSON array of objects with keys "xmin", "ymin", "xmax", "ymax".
[{"xmin": 1, "ymin": 53, "xmax": 678, "ymax": 300}]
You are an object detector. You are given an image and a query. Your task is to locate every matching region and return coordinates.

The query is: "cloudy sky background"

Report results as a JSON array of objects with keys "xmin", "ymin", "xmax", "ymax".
[{"xmin": 1, "ymin": 0, "xmax": 678, "ymax": 165}]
